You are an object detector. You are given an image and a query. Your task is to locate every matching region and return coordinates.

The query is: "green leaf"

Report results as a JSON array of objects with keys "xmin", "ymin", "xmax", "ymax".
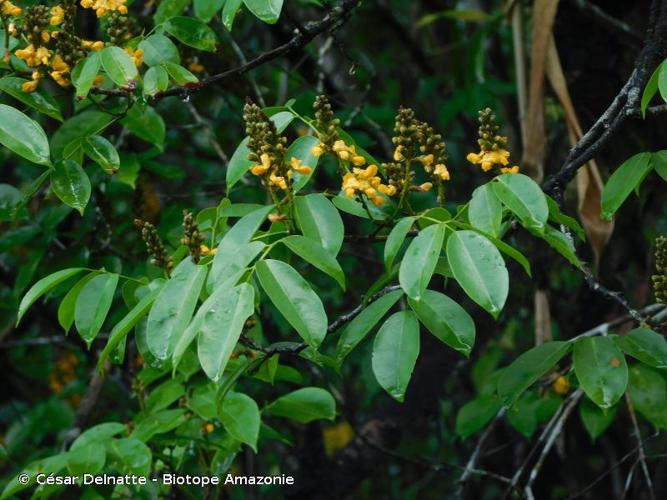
[
  {"xmin": 600, "ymin": 152, "xmax": 652, "ymax": 220},
  {"xmin": 147, "ymin": 259, "xmax": 207, "ymax": 360},
  {"xmin": 83, "ymin": 135, "xmax": 120, "ymax": 174},
  {"xmin": 162, "ymin": 61, "xmax": 199, "ymax": 85},
  {"xmin": 71, "ymin": 52, "xmax": 101, "ymax": 99},
  {"xmin": 492, "ymin": 173, "xmax": 548, "ymax": 233},
  {"xmin": 219, "ymin": 391, "xmax": 260, "ymax": 451},
  {"xmin": 456, "ymin": 394, "xmax": 502, "ymax": 438},
  {"xmin": 497, "ymin": 341, "xmax": 572, "ymax": 405},
  {"xmin": 154, "ymin": 0, "xmax": 191, "ymax": 24},
  {"xmin": 100, "ymin": 46, "xmax": 138, "ymax": 87},
  {"xmin": 282, "ymin": 235, "xmax": 345, "ymax": 289},
  {"xmin": 71, "ymin": 422, "xmax": 126, "ymax": 450},
  {"xmin": 121, "ymin": 104, "xmax": 166, "ymax": 148},
  {"xmin": 0, "ymin": 76, "xmax": 63, "ymax": 121},
  {"xmin": 335, "ymin": 289, "xmax": 403, "ymax": 362},
  {"xmin": 138, "ymin": 34, "xmax": 180, "ymax": 66},
  {"xmin": 75, "ymin": 273, "xmax": 119, "ymax": 346},
  {"xmin": 469, "ymin": 183, "xmax": 502, "ymax": 236},
  {"xmin": 67, "ymin": 443, "xmax": 106, "ymax": 476},
  {"xmin": 461, "ymin": 225, "xmax": 531, "ymax": 276},
  {"xmin": 266, "ymin": 387, "xmax": 336, "ymax": 423},
  {"xmin": 194, "ymin": 0, "xmax": 225, "ymax": 21},
  {"xmin": 164, "ymin": 16, "xmax": 218, "ymax": 52},
  {"xmin": 17, "ymin": 268, "xmax": 85, "ymax": 324},
  {"xmin": 642, "ymin": 61, "xmax": 662, "ymax": 117},
  {"xmin": 106, "ymin": 438, "xmax": 152, "ymax": 476},
  {"xmin": 295, "ymin": 193, "xmax": 345, "ymax": 256},
  {"xmin": 371, "ymin": 310, "xmax": 420, "ymax": 402},
  {"xmin": 286, "ymin": 135, "xmax": 320, "ymax": 193},
  {"xmin": 399, "ymin": 223, "xmax": 445, "ymax": 300},
  {"xmin": 0, "ymin": 183, "xmax": 22, "ymax": 220},
  {"xmin": 226, "ymin": 111, "xmax": 294, "ymax": 188},
  {"xmin": 0, "ymin": 104, "xmax": 50, "ymax": 166},
  {"xmin": 536, "ymin": 225, "xmax": 583, "ymax": 270},
  {"xmin": 143, "ymin": 66, "xmax": 170, "ymax": 97},
  {"xmin": 627, "ymin": 364, "xmax": 667, "ymax": 429},
  {"xmin": 243, "ymin": 0, "xmax": 284, "ymax": 23},
  {"xmin": 98, "ymin": 284, "xmax": 163, "ymax": 371},
  {"xmin": 222, "ymin": 0, "xmax": 243, "ymax": 30},
  {"xmin": 210, "ymin": 205, "xmax": 273, "ymax": 288},
  {"xmin": 0, "ymin": 453, "xmax": 68, "ymax": 499},
  {"xmin": 653, "ymin": 150, "xmax": 667, "ymax": 181},
  {"xmin": 408, "ymin": 290, "xmax": 475, "ymax": 357},
  {"xmin": 659, "ymin": 60, "xmax": 667, "ymax": 103},
  {"xmin": 256, "ymin": 259, "xmax": 327, "ymax": 348},
  {"xmin": 614, "ymin": 328, "xmax": 667, "ymax": 369},
  {"xmin": 546, "ymin": 195, "xmax": 585, "ymax": 241},
  {"xmin": 51, "ymin": 110, "xmax": 115, "ymax": 161},
  {"xmin": 573, "ymin": 336, "xmax": 628, "ymax": 409},
  {"xmin": 50, "ymin": 160, "xmax": 91, "ymax": 215},
  {"xmin": 580, "ymin": 398, "xmax": 616, "ymax": 442},
  {"xmin": 331, "ymin": 194, "xmax": 370, "ymax": 219},
  {"xmin": 58, "ymin": 272, "xmax": 99, "ymax": 333},
  {"xmin": 384, "ymin": 216, "xmax": 415, "ymax": 270},
  {"xmin": 446, "ymin": 230, "xmax": 509, "ymax": 318},
  {"xmin": 198, "ymin": 283, "xmax": 255, "ymax": 381}
]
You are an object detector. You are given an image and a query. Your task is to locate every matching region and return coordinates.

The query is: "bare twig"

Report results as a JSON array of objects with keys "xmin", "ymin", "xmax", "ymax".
[
  {"xmin": 624, "ymin": 393, "xmax": 656, "ymax": 500},
  {"xmin": 566, "ymin": 0, "xmax": 644, "ymax": 44},
  {"xmin": 186, "ymin": 102, "xmax": 230, "ymax": 166}
]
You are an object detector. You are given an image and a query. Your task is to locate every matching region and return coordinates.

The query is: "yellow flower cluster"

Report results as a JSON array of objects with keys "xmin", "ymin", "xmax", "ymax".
[
  {"xmin": 15, "ymin": 44, "xmax": 52, "ymax": 67},
  {"xmin": 81, "ymin": 39, "xmax": 105, "ymax": 51},
  {"xmin": 80, "ymin": 0, "xmax": 128, "ymax": 17},
  {"xmin": 420, "ymin": 153, "xmax": 450, "ymax": 181},
  {"xmin": 467, "ymin": 149, "xmax": 520, "ymax": 174},
  {"xmin": 50, "ymin": 5, "xmax": 65, "ymax": 25},
  {"xmin": 50, "ymin": 54, "xmax": 71, "ymax": 88},
  {"xmin": 1, "ymin": 0, "xmax": 21, "ymax": 16},
  {"xmin": 312, "ymin": 139, "xmax": 365, "ymax": 166},
  {"xmin": 249, "ymin": 154, "xmax": 312, "ymax": 191},
  {"xmin": 342, "ymin": 164, "xmax": 396, "ymax": 206},
  {"xmin": 125, "ymin": 47, "xmax": 144, "ymax": 67}
]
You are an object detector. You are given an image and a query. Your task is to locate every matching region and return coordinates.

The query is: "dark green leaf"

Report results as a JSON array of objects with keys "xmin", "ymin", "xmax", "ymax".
[
  {"xmin": 18, "ymin": 268, "xmax": 85, "ymax": 324},
  {"xmin": 164, "ymin": 17, "xmax": 218, "ymax": 52},
  {"xmin": 75, "ymin": 273, "xmax": 119, "ymax": 346},
  {"xmin": 282, "ymin": 235, "xmax": 345, "ymax": 289},
  {"xmin": 580, "ymin": 398, "xmax": 616, "ymax": 441},
  {"xmin": 83, "ymin": 135, "xmax": 120, "ymax": 174},
  {"xmin": 399, "ymin": 223, "xmax": 445, "ymax": 300},
  {"xmin": 222, "ymin": 0, "xmax": 243, "ymax": 30},
  {"xmin": 601, "ymin": 152, "xmax": 652, "ymax": 220},
  {"xmin": 574, "ymin": 336, "xmax": 628, "ymax": 409},
  {"xmin": 143, "ymin": 66, "xmax": 170, "ymax": 97},
  {"xmin": 492, "ymin": 173, "xmax": 548, "ymax": 233},
  {"xmin": 642, "ymin": 61, "xmax": 662, "ymax": 117},
  {"xmin": 243, "ymin": 0, "xmax": 284, "ymax": 23},
  {"xmin": 0, "ymin": 76, "xmax": 63, "ymax": 121},
  {"xmin": 266, "ymin": 387, "xmax": 336, "ymax": 423},
  {"xmin": 455, "ymin": 394, "xmax": 501, "ymax": 438},
  {"xmin": 50, "ymin": 160, "xmax": 91, "ymax": 215},
  {"xmin": 0, "ymin": 104, "xmax": 50, "ymax": 166},
  {"xmin": 295, "ymin": 193, "xmax": 345, "ymax": 256},
  {"xmin": 163, "ymin": 61, "xmax": 199, "ymax": 85},
  {"xmin": 194, "ymin": 0, "xmax": 225, "ymax": 21},
  {"xmin": 121, "ymin": 104, "xmax": 165, "ymax": 148},
  {"xmin": 469, "ymin": 183, "xmax": 502, "ymax": 236},
  {"xmin": 384, "ymin": 216, "xmax": 415, "ymax": 270},
  {"xmin": 100, "ymin": 46, "xmax": 138, "ymax": 86},
  {"xmin": 71, "ymin": 52, "xmax": 101, "ymax": 99},
  {"xmin": 627, "ymin": 364, "xmax": 667, "ymax": 429},
  {"xmin": 219, "ymin": 391, "xmax": 260, "ymax": 450},
  {"xmin": 614, "ymin": 328, "xmax": 667, "ymax": 369},
  {"xmin": 138, "ymin": 34, "xmax": 180, "ymax": 66}
]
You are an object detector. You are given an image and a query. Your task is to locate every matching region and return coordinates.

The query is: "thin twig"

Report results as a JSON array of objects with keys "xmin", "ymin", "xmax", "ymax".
[{"xmin": 624, "ymin": 393, "xmax": 656, "ymax": 500}]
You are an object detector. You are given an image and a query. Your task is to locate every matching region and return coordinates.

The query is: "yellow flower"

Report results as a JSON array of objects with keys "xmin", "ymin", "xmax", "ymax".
[
  {"xmin": 269, "ymin": 173, "xmax": 288, "ymax": 191},
  {"xmin": 500, "ymin": 165, "xmax": 520, "ymax": 174},
  {"xmin": 15, "ymin": 44, "xmax": 52, "ymax": 68},
  {"xmin": 420, "ymin": 154, "xmax": 434, "ymax": 168},
  {"xmin": 125, "ymin": 47, "xmax": 143, "ymax": 67},
  {"xmin": 250, "ymin": 153, "xmax": 271, "ymax": 176},
  {"xmin": 289, "ymin": 157, "xmax": 312, "ymax": 175},
  {"xmin": 467, "ymin": 148, "xmax": 510, "ymax": 172},
  {"xmin": 378, "ymin": 184, "xmax": 397, "ymax": 196},
  {"xmin": 354, "ymin": 164, "xmax": 378, "ymax": 180},
  {"xmin": 51, "ymin": 54, "xmax": 70, "ymax": 72},
  {"xmin": 552, "ymin": 376, "xmax": 570, "ymax": 395},
  {"xmin": 50, "ymin": 5, "xmax": 65, "ymax": 25},
  {"xmin": 341, "ymin": 165, "xmax": 394, "ymax": 206},
  {"xmin": 433, "ymin": 164, "xmax": 450, "ymax": 181},
  {"xmin": 419, "ymin": 182, "xmax": 433, "ymax": 192},
  {"xmin": 1, "ymin": 1, "xmax": 21, "ymax": 16},
  {"xmin": 81, "ymin": 0, "xmax": 128, "ymax": 17},
  {"xmin": 351, "ymin": 154, "xmax": 365, "ymax": 166},
  {"xmin": 200, "ymin": 245, "xmax": 217, "ymax": 256},
  {"xmin": 311, "ymin": 143, "xmax": 325, "ymax": 157},
  {"xmin": 41, "ymin": 31, "xmax": 51, "ymax": 44},
  {"xmin": 93, "ymin": 75, "xmax": 105, "ymax": 85},
  {"xmin": 393, "ymin": 145, "xmax": 405, "ymax": 162},
  {"xmin": 50, "ymin": 70, "xmax": 70, "ymax": 88},
  {"xmin": 332, "ymin": 140, "xmax": 351, "ymax": 161},
  {"xmin": 21, "ymin": 78, "xmax": 40, "ymax": 93}
]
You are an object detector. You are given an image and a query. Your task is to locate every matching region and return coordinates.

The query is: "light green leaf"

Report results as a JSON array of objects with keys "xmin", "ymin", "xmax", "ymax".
[
  {"xmin": 614, "ymin": 327, "xmax": 667, "ymax": 369},
  {"xmin": 75, "ymin": 273, "xmax": 119, "ymax": 346},
  {"xmin": 58, "ymin": 272, "xmax": 99, "ymax": 333},
  {"xmin": 50, "ymin": 160, "xmax": 91, "ymax": 215},
  {"xmin": 83, "ymin": 135, "xmax": 120, "ymax": 174},
  {"xmin": 194, "ymin": 0, "xmax": 225, "ymax": 21},
  {"xmin": 642, "ymin": 61, "xmax": 662, "ymax": 117},
  {"xmin": 580, "ymin": 398, "xmax": 616, "ymax": 442},
  {"xmin": 256, "ymin": 259, "xmax": 327, "ymax": 347},
  {"xmin": 143, "ymin": 66, "xmax": 170, "ymax": 97},
  {"xmin": 653, "ymin": 150, "xmax": 667, "ymax": 181},
  {"xmin": 456, "ymin": 394, "xmax": 502, "ymax": 438},
  {"xmin": 222, "ymin": 0, "xmax": 243, "ymax": 30},
  {"xmin": 295, "ymin": 193, "xmax": 345, "ymax": 256},
  {"xmin": 71, "ymin": 52, "xmax": 101, "ymax": 99},
  {"xmin": 164, "ymin": 16, "xmax": 217, "ymax": 52},
  {"xmin": 243, "ymin": 0, "xmax": 284, "ymax": 23},
  {"xmin": 219, "ymin": 391, "xmax": 260, "ymax": 451},
  {"xmin": 121, "ymin": 104, "xmax": 166, "ymax": 148},
  {"xmin": 282, "ymin": 235, "xmax": 345, "ymax": 289},
  {"xmin": 147, "ymin": 259, "xmax": 207, "ymax": 361},
  {"xmin": 154, "ymin": 0, "xmax": 190, "ymax": 23},
  {"xmin": 106, "ymin": 438, "xmax": 152, "ymax": 476},
  {"xmin": 497, "ymin": 341, "xmax": 572, "ymax": 405},
  {"xmin": 138, "ymin": 34, "xmax": 180, "ymax": 66},
  {"xmin": 98, "ymin": 284, "xmax": 163, "ymax": 371},
  {"xmin": 546, "ymin": 195, "xmax": 585, "ymax": 241},
  {"xmin": 67, "ymin": 443, "xmax": 105, "ymax": 476},
  {"xmin": 601, "ymin": 152, "xmax": 652, "ymax": 220},
  {"xmin": 0, "ymin": 76, "xmax": 63, "ymax": 121},
  {"xmin": 446, "ymin": 230, "xmax": 508, "ymax": 318},
  {"xmin": 209, "ymin": 240, "xmax": 265, "ymax": 291},
  {"xmin": 266, "ymin": 387, "xmax": 336, "ymax": 423},
  {"xmin": 0, "ymin": 104, "xmax": 50, "ymax": 166},
  {"xmin": 536, "ymin": 225, "xmax": 583, "ymax": 270},
  {"xmin": 162, "ymin": 61, "xmax": 199, "ymax": 85},
  {"xmin": 398, "ymin": 223, "xmax": 445, "ymax": 300},
  {"xmin": 17, "ymin": 268, "xmax": 85, "ymax": 324},
  {"xmin": 408, "ymin": 290, "xmax": 475, "ymax": 357},
  {"xmin": 287, "ymin": 135, "xmax": 320, "ymax": 192},
  {"xmin": 371, "ymin": 310, "xmax": 420, "ymax": 402},
  {"xmin": 226, "ymin": 111, "xmax": 294, "ymax": 188},
  {"xmin": 100, "ymin": 46, "xmax": 138, "ymax": 87},
  {"xmin": 384, "ymin": 216, "xmax": 415, "ymax": 270},
  {"xmin": 336, "ymin": 289, "xmax": 403, "ymax": 362},
  {"xmin": 492, "ymin": 173, "xmax": 548, "ymax": 232},
  {"xmin": 71, "ymin": 422, "xmax": 126, "ymax": 450},
  {"xmin": 573, "ymin": 336, "xmax": 628, "ymax": 409},
  {"xmin": 51, "ymin": 110, "xmax": 115, "ymax": 161},
  {"xmin": 198, "ymin": 283, "xmax": 254, "ymax": 381},
  {"xmin": 469, "ymin": 183, "xmax": 502, "ymax": 236}
]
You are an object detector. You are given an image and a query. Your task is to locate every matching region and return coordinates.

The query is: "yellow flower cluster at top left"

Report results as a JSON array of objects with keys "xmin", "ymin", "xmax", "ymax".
[{"xmin": 80, "ymin": 0, "xmax": 127, "ymax": 17}]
